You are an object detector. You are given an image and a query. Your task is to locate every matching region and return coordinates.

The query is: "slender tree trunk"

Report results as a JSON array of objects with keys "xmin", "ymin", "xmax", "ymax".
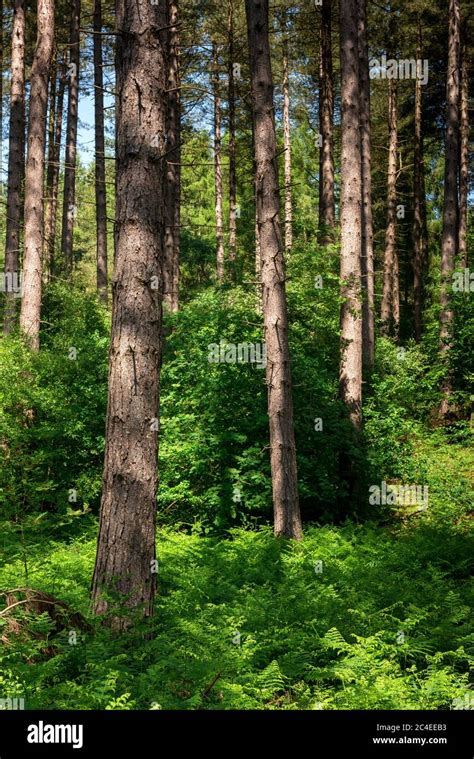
[
  {"xmin": 412, "ymin": 21, "xmax": 426, "ymax": 342},
  {"xmin": 380, "ymin": 80, "xmax": 398, "ymax": 338},
  {"xmin": 19, "ymin": 0, "xmax": 55, "ymax": 350},
  {"xmin": 282, "ymin": 35, "xmax": 292, "ymax": 255},
  {"xmin": 459, "ymin": 40, "xmax": 469, "ymax": 268},
  {"xmin": 94, "ymin": 0, "xmax": 107, "ymax": 301},
  {"xmin": 61, "ymin": 0, "xmax": 81, "ymax": 274},
  {"xmin": 163, "ymin": 0, "xmax": 180, "ymax": 312},
  {"xmin": 212, "ymin": 42, "xmax": 225, "ymax": 283},
  {"xmin": 339, "ymin": 0, "xmax": 363, "ymax": 431},
  {"xmin": 0, "ymin": 0, "xmax": 3, "ymax": 197},
  {"xmin": 357, "ymin": 0, "xmax": 374, "ymax": 366},
  {"xmin": 227, "ymin": 0, "xmax": 237, "ymax": 277},
  {"xmin": 43, "ymin": 53, "xmax": 57, "ymax": 283},
  {"xmin": 245, "ymin": 0, "xmax": 302, "ymax": 540},
  {"xmin": 439, "ymin": 0, "xmax": 461, "ymax": 416},
  {"xmin": 46, "ymin": 60, "xmax": 66, "ymax": 276},
  {"xmin": 318, "ymin": 0, "xmax": 335, "ymax": 241},
  {"xmin": 91, "ymin": 0, "xmax": 167, "ymax": 626},
  {"xmin": 3, "ymin": 0, "xmax": 25, "ymax": 335}
]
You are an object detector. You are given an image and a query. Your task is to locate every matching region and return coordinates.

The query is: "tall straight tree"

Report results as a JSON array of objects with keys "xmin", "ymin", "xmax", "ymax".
[
  {"xmin": 93, "ymin": 0, "xmax": 107, "ymax": 300},
  {"xmin": 163, "ymin": 0, "xmax": 181, "ymax": 312},
  {"xmin": 245, "ymin": 0, "xmax": 302, "ymax": 540},
  {"xmin": 227, "ymin": 0, "xmax": 237, "ymax": 276},
  {"xmin": 339, "ymin": 0, "xmax": 363, "ymax": 431},
  {"xmin": 439, "ymin": 0, "xmax": 460, "ymax": 414},
  {"xmin": 380, "ymin": 79, "xmax": 399, "ymax": 338},
  {"xmin": 43, "ymin": 53, "xmax": 58, "ymax": 280},
  {"xmin": 91, "ymin": 0, "xmax": 167, "ymax": 625},
  {"xmin": 3, "ymin": 0, "xmax": 26, "ymax": 335},
  {"xmin": 318, "ymin": 0, "xmax": 335, "ymax": 241},
  {"xmin": 357, "ymin": 0, "xmax": 374, "ymax": 366},
  {"xmin": 19, "ymin": 0, "xmax": 55, "ymax": 350},
  {"xmin": 282, "ymin": 32, "xmax": 292, "ymax": 255},
  {"xmin": 212, "ymin": 41, "xmax": 225, "ymax": 283},
  {"xmin": 61, "ymin": 0, "xmax": 81, "ymax": 274},
  {"xmin": 44, "ymin": 60, "xmax": 66, "ymax": 275},
  {"xmin": 458, "ymin": 39, "xmax": 469, "ymax": 268},
  {"xmin": 0, "ymin": 0, "xmax": 3, "ymax": 195},
  {"xmin": 412, "ymin": 20, "xmax": 427, "ymax": 342}
]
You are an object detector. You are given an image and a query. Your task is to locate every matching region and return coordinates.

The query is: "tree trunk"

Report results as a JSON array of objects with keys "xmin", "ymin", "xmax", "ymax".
[
  {"xmin": 458, "ymin": 39, "xmax": 469, "ymax": 268},
  {"xmin": 91, "ymin": 0, "xmax": 167, "ymax": 626},
  {"xmin": 227, "ymin": 0, "xmax": 237, "ymax": 277},
  {"xmin": 94, "ymin": 0, "xmax": 108, "ymax": 301},
  {"xmin": 318, "ymin": 0, "xmax": 335, "ymax": 241},
  {"xmin": 212, "ymin": 41, "xmax": 225, "ymax": 283},
  {"xmin": 19, "ymin": 0, "xmax": 55, "ymax": 350},
  {"xmin": 45, "ymin": 60, "xmax": 66, "ymax": 277},
  {"xmin": 339, "ymin": 0, "xmax": 362, "ymax": 431},
  {"xmin": 0, "ymin": 0, "xmax": 3, "ymax": 197},
  {"xmin": 163, "ymin": 0, "xmax": 180, "ymax": 312},
  {"xmin": 357, "ymin": 0, "xmax": 374, "ymax": 366},
  {"xmin": 282, "ymin": 35, "xmax": 292, "ymax": 255},
  {"xmin": 60, "ymin": 0, "xmax": 81, "ymax": 274},
  {"xmin": 412, "ymin": 21, "xmax": 426, "ymax": 342},
  {"xmin": 245, "ymin": 0, "xmax": 302, "ymax": 540},
  {"xmin": 439, "ymin": 0, "xmax": 461, "ymax": 416},
  {"xmin": 3, "ymin": 0, "xmax": 25, "ymax": 335},
  {"xmin": 380, "ymin": 80, "xmax": 398, "ymax": 338},
  {"xmin": 43, "ymin": 53, "xmax": 57, "ymax": 283}
]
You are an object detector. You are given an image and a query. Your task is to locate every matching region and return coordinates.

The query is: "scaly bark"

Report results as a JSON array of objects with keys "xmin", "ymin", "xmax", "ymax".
[
  {"xmin": 19, "ymin": 0, "xmax": 55, "ymax": 350},
  {"xmin": 91, "ymin": 0, "xmax": 167, "ymax": 626},
  {"xmin": 282, "ymin": 34, "xmax": 292, "ymax": 255},
  {"xmin": 245, "ymin": 0, "xmax": 302, "ymax": 539},
  {"xmin": 94, "ymin": 0, "xmax": 108, "ymax": 301}
]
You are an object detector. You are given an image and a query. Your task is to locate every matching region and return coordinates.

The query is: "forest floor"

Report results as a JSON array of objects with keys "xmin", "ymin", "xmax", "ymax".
[{"xmin": 1, "ymin": 435, "xmax": 472, "ymax": 710}]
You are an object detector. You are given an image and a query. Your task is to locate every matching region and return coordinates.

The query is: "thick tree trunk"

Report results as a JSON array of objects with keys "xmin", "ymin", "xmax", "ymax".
[
  {"xmin": 163, "ymin": 0, "xmax": 180, "ymax": 312},
  {"xmin": 212, "ymin": 42, "xmax": 225, "ymax": 283},
  {"xmin": 245, "ymin": 0, "xmax": 302, "ymax": 540},
  {"xmin": 357, "ymin": 0, "xmax": 374, "ymax": 366},
  {"xmin": 339, "ymin": 0, "xmax": 362, "ymax": 431},
  {"xmin": 380, "ymin": 80, "xmax": 398, "ymax": 338},
  {"xmin": 45, "ymin": 61, "xmax": 66, "ymax": 276},
  {"xmin": 227, "ymin": 0, "xmax": 237, "ymax": 277},
  {"xmin": 3, "ymin": 0, "xmax": 26, "ymax": 335},
  {"xmin": 60, "ymin": 0, "xmax": 81, "ymax": 274},
  {"xmin": 19, "ymin": 0, "xmax": 55, "ymax": 350},
  {"xmin": 91, "ymin": 0, "xmax": 167, "ymax": 626},
  {"xmin": 412, "ymin": 22, "xmax": 426, "ymax": 342},
  {"xmin": 282, "ymin": 35, "xmax": 292, "ymax": 255},
  {"xmin": 458, "ymin": 40, "xmax": 469, "ymax": 268},
  {"xmin": 94, "ymin": 0, "xmax": 108, "ymax": 301},
  {"xmin": 439, "ymin": 0, "xmax": 461, "ymax": 416},
  {"xmin": 318, "ymin": 0, "xmax": 335, "ymax": 241}
]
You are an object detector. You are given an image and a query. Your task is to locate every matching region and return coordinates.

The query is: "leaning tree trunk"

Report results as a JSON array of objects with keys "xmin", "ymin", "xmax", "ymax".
[
  {"xmin": 380, "ymin": 80, "xmax": 399, "ymax": 338},
  {"xmin": 61, "ymin": 0, "xmax": 81, "ymax": 274},
  {"xmin": 339, "ymin": 0, "xmax": 363, "ymax": 431},
  {"xmin": 212, "ymin": 42, "xmax": 225, "ymax": 283},
  {"xmin": 282, "ymin": 34, "xmax": 292, "ymax": 256},
  {"xmin": 94, "ymin": 0, "xmax": 107, "ymax": 301},
  {"xmin": 3, "ymin": 0, "xmax": 25, "ymax": 335},
  {"xmin": 439, "ymin": 0, "xmax": 460, "ymax": 416},
  {"xmin": 163, "ymin": 0, "xmax": 181, "ymax": 312},
  {"xmin": 318, "ymin": 0, "xmax": 335, "ymax": 242},
  {"xmin": 19, "ymin": 0, "xmax": 55, "ymax": 350},
  {"xmin": 45, "ymin": 60, "xmax": 66, "ymax": 276},
  {"xmin": 458, "ymin": 40, "xmax": 469, "ymax": 269},
  {"xmin": 357, "ymin": 0, "xmax": 374, "ymax": 367},
  {"xmin": 91, "ymin": 0, "xmax": 167, "ymax": 626},
  {"xmin": 245, "ymin": 0, "xmax": 302, "ymax": 540},
  {"xmin": 412, "ymin": 21, "xmax": 426, "ymax": 342},
  {"xmin": 227, "ymin": 0, "xmax": 237, "ymax": 278}
]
